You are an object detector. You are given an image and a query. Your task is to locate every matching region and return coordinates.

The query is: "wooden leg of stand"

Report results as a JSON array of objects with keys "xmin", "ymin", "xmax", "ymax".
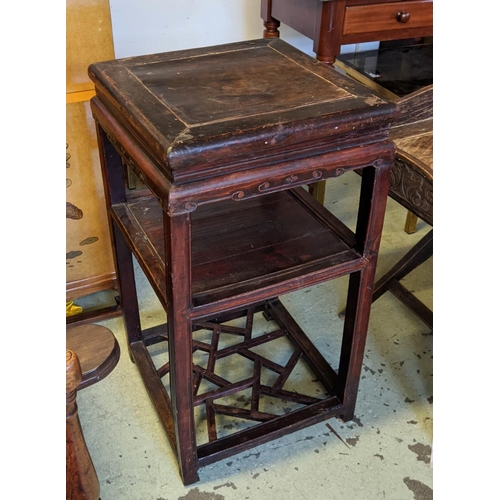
[
  {"xmin": 66, "ymin": 350, "xmax": 100, "ymax": 500},
  {"xmin": 164, "ymin": 213, "xmax": 199, "ymax": 485},
  {"xmin": 337, "ymin": 164, "xmax": 392, "ymax": 420},
  {"xmin": 371, "ymin": 229, "xmax": 433, "ymax": 303}
]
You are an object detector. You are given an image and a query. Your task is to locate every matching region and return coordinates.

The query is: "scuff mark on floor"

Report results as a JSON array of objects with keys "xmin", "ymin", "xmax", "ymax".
[
  {"xmin": 297, "ymin": 435, "xmax": 315, "ymax": 442},
  {"xmin": 408, "ymin": 442, "xmax": 432, "ymax": 464},
  {"xmin": 213, "ymin": 482, "xmax": 237, "ymax": 491},
  {"xmin": 352, "ymin": 416, "xmax": 364, "ymax": 427},
  {"xmin": 346, "ymin": 436, "xmax": 360, "ymax": 447},
  {"xmin": 403, "ymin": 477, "xmax": 433, "ymax": 499},
  {"xmin": 363, "ymin": 365, "xmax": 376, "ymax": 375},
  {"xmin": 177, "ymin": 487, "xmax": 226, "ymax": 500}
]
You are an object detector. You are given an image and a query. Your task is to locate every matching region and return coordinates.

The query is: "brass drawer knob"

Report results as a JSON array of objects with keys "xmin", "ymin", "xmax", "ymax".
[{"xmin": 396, "ymin": 11, "xmax": 411, "ymax": 23}]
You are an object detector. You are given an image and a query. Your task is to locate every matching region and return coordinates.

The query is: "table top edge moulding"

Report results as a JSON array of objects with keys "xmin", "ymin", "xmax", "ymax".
[
  {"xmin": 89, "ymin": 38, "xmax": 397, "ymax": 188},
  {"xmin": 90, "ymin": 93, "xmax": 396, "ymax": 217}
]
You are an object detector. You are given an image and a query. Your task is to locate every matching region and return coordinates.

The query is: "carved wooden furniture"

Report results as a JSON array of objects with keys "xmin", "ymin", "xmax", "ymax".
[
  {"xmin": 66, "ymin": 324, "xmax": 121, "ymax": 499},
  {"xmin": 335, "ymin": 40, "xmax": 432, "ymax": 236},
  {"xmin": 372, "ymin": 84, "xmax": 432, "ymax": 328},
  {"xmin": 261, "ymin": 0, "xmax": 433, "ymax": 65},
  {"xmin": 66, "ymin": 0, "xmax": 120, "ymax": 325},
  {"xmin": 89, "ymin": 38, "xmax": 397, "ymax": 485}
]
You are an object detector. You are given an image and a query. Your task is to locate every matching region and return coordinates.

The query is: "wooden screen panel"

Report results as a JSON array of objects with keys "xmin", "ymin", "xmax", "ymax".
[{"xmin": 66, "ymin": 100, "xmax": 115, "ymax": 299}]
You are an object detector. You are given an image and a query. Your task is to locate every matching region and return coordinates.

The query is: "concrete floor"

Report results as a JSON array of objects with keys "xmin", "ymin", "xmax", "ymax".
[{"xmin": 75, "ymin": 171, "xmax": 433, "ymax": 499}]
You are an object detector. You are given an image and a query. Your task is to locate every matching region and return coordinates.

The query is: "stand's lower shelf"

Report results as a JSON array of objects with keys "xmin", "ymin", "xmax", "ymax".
[
  {"xmin": 112, "ymin": 187, "xmax": 367, "ymax": 314},
  {"xmin": 133, "ymin": 298, "xmax": 345, "ymax": 467}
]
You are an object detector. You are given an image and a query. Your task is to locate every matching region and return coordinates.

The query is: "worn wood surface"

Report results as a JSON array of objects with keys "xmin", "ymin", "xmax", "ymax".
[
  {"xmin": 89, "ymin": 38, "xmax": 395, "ymax": 187},
  {"xmin": 389, "ymin": 85, "xmax": 433, "ymax": 226},
  {"xmin": 91, "ymin": 38, "xmax": 397, "ymax": 485},
  {"xmin": 117, "ymin": 190, "xmax": 362, "ymax": 307}
]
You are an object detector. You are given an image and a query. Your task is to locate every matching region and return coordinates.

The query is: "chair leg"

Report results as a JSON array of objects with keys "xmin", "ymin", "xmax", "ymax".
[
  {"xmin": 404, "ymin": 210, "xmax": 419, "ymax": 234},
  {"xmin": 338, "ymin": 229, "xmax": 433, "ymax": 323},
  {"xmin": 371, "ymin": 229, "xmax": 433, "ymax": 303},
  {"xmin": 309, "ymin": 180, "xmax": 327, "ymax": 205}
]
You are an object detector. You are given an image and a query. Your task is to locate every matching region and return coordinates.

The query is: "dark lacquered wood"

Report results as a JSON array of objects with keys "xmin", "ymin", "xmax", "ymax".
[
  {"xmin": 95, "ymin": 127, "xmax": 145, "ymax": 362},
  {"xmin": 89, "ymin": 39, "xmax": 395, "ymax": 188},
  {"xmin": 112, "ymin": 189, "xmax": 365, "ymax": 311},
  {"xmin": 90, "ymin": 38, "xmax": 397, "ymax": 485},
  {"xmin": 66, "ymin": 350, "xmax": 100, "ymax": 500},
  {"xmin": 337, "ymin": 164, "xmax": 392, "ymax": 418},
  {"xmin": 262, "ymin": 0, "xmax": 433, "ymax": 64}
]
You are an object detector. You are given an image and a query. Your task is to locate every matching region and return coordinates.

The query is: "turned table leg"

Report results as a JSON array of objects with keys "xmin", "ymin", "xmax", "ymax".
[
  {"xmin": 261, "ymin": 0, "xmax": 280, "ymax": 38},
  {"xmin": 337, "ymin": 163, "xmax": 392, "ymax": 420}
]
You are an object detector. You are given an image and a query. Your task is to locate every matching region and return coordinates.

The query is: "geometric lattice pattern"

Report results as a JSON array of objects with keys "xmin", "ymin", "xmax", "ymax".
[{"xmin": 147, "ymin": 305, "xmax": 332, "ymax": 445}]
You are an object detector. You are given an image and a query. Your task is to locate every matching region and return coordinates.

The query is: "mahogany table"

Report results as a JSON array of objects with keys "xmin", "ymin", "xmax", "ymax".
[
  {"xmin": 89, "ymin": 38, "xmax": 397, "ymax": 485},
  {"xmin": 261, "ymin": 0, "xmax": 433, "ymax": 65}
]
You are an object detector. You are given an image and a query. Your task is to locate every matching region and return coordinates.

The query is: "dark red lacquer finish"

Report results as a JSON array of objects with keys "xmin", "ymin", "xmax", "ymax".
[{"xmin": 89, "ymin": 38, "xmax": 397, "ymax": 485}]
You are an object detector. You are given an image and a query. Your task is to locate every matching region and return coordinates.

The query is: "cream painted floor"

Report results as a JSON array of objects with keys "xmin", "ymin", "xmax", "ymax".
[{"xmin": 75, "ymin": 171, "xmax": 433, "ymax": 499}]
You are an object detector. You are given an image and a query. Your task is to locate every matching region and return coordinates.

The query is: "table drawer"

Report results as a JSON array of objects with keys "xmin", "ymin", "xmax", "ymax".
[{"xmin": 343, "ymin": 1, "xmax": 433, "ymax": 35}]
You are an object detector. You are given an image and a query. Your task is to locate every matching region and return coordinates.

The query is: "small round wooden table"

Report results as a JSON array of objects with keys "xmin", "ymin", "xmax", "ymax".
[
  {"xmin": 66, "ymin": 324, "xmax": 121, "ymax": 390},
  {"xmin": 66, "ymin": 324, "xmax": 120, "ymax": 499}
]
